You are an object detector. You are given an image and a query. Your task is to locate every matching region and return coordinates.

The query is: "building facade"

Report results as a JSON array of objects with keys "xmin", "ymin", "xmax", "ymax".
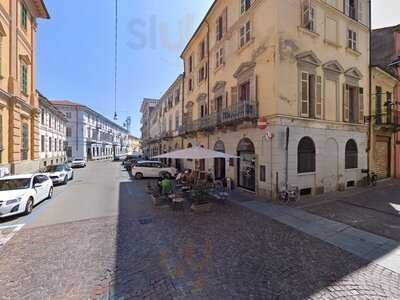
[
  {"xmin": 38, "ymin": 92, "xmax": 67, "ymax": 168},
  {"xmin": 140, "ymin": 98, "xmax": 159, "ymax": 158},
  {"xmin": 127, "ymin": 135, "xmax": 141, "ymax": 154},
  {"xmin": 0, "ymin": 0, "xmax": 49, "ymax": 174},
  {"xmin": 141, "ymin": 0, "xmax": 371, "ymax": 199},
  {"xmin": 157, "ymin": 75, "xmax": 184, "ymax": 168},
  {"xmin": 371, "ymin": 25, "xmax": 400, "ymax": 178},
  {"xmin": 52, "ymin": 101, "xmax": 129, "ymax": 161},
  {"xmin": 369, "ymin": 67, "xmax": 398, "ymax": 179}
]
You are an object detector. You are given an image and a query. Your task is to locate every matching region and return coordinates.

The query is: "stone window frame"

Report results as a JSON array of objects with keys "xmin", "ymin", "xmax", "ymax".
[
  {"xmin": 239, "ymin": 20, "xmax": 252, "ymax": 49},
  {"xmin": 301, "ymin": 0, "xmax": 316, "ymax": 33},
  {"xmin": 296, "ymin": 51, "xmax": 322, "ymax": 119},
  {"xmin": 233, "ymin": 61, "xmax": 256, "ymax": 107},
  {"xmin": 197, "ymin": 93, "xmax": 208, "ymax": 119},
  {"xmin": 343, "ymin": 67, "xmax": 363, "ymax": 124},
  {"xmin": 212, "ymin": 81, "xmax": 227, "ymax": 113},
  {"xmin": 322, "ymin": 60, "xmax": 344, "ymax": 121}
]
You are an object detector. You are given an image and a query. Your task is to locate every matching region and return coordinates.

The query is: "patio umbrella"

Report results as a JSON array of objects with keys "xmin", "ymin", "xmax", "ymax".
[{"xmin": 153, "ymin": 146, "xmax": 238, "ymax": 160}]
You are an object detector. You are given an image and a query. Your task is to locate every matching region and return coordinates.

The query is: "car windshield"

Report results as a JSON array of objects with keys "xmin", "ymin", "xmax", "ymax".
[
  {"xmin": 45, "ymin": 165, "xmax": 64, "ymax": 172},
  {"xmin": 0, "ymin": 178, "xmax": 31, "ymax": 191},
  {"xmin": 74, "ymin": 159, "xmax": 83, "ymax": 161}
]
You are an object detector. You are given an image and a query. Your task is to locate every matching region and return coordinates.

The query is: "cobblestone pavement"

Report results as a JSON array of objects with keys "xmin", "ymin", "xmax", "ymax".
[
  {"xmin": 0, "ymin": 163, "xmax": 399, "ymax": 299},
  {"xmin": 300, "ymin": 180, "xmax": 400, "ymax": 241}
]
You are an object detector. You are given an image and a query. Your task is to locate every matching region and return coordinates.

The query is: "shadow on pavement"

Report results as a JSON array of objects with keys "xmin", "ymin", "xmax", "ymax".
[
  {"xmin": 302, "ymin": 179, "xmax": 400, "ymax": 241},
  {"xmin": 109, "ymin": 173, "xmax": 400, "ymax": 299}
]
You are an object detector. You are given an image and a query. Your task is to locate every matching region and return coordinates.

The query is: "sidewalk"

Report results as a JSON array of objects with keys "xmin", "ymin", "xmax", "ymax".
[{"xmin": 229, "ymin": 190, "xmax": 400, "ymax": 274}]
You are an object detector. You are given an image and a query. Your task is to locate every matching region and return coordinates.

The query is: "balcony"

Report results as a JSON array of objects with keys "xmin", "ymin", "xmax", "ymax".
[
  {"xmin": 374, "ymin": 110, "xmax": 400, "ymax": 132},
  {"xmin": 217, "ymin": 102, "xmax": 258, "ymax": 125},
  {"xmin": 180, "ymin": 101, "xmax": 258, "ymax": 135},
  {"xmin": 161, "ymin": 131, "xmax": 174, "ymax": 139}
]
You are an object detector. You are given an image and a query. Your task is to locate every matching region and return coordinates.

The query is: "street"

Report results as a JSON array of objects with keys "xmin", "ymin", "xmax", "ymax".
[{"xmin": 0, "ymin": 161, "xmax": 399, "ymax": 299}]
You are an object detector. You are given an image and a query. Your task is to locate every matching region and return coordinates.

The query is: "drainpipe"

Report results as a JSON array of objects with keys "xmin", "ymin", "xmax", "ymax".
[
  {"xmin": 367, "ymin": 0, "xmax": 372, "ymax": 171},
  {"xmin": 76, "ymin": 106, "xmax": 79, "ymax": 154},
  {"xmin": 206, "ymin": 20, "xmax": 210, "ymax": 149},
  {"xmin": 182, "ymin": 71, "xmax": 185, "ymax": 150},
  {"xmin": 285, "ymin": 127, "xmax": 289, "ymax": 190}
]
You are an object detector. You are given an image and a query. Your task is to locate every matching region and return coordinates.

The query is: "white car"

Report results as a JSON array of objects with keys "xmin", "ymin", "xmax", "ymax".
[
  {"xmin": 43, "ymin": 164, "xmax": 74, "ymax": 185},
  {"xmin": 0, "ymin": 174, "xmax": 53, "ymax": 218},
  {"xmin": 71, "ymin": 158, "xmax": 86, "ymax": 168},
  {"xmin": 131, "ymin": 161, "xmax": 177, "ymax": 180}
]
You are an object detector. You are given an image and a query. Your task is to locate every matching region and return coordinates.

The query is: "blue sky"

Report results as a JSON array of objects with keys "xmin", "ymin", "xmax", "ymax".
[
  {"xmin": 37, "ymin": 0, "xmax": 399, "ymax": 137},
  {"xmin": 37, "ymin": 0, "xmax": 213, "ymax": 137}
]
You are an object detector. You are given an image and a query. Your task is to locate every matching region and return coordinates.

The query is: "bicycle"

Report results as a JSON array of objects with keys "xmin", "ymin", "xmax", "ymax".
[
  {"xmin": 361, "ymin": 169, "xmax": 378, "ymax": 186},
  {"xmin": 279, "ymin": 184, "xmax": 299, "ymax": 203}
]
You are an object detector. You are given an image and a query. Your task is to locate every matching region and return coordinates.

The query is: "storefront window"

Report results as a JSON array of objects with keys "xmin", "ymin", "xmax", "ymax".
[{"xmin": 237, "ymin": 138, "xmax": 255, "ymax": 191}]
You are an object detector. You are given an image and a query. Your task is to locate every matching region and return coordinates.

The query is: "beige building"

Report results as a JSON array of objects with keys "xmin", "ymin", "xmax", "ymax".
[
  {"xmin": 0, "ymin": 0, "xmax": 49, "ymax": 174},
  {"xmin": 369, "ymin": 66, "xmax": 399, "ymax": 178},
  {"xmin": 158, "ymin": 75, "xmax": 184, "ymax": 168},
  {"xmin": 127, "ymin": 134, "xmax": 141, "ymax": 154},
  {"xmin": 38, "ymin": 92, "xmax": 67, "ymax": 168},
  {"xmin": 140, "ymin": 98, "xmax": 159, "ymax": 158},
  {"xmin": 141, "ymin": 0, "xmax": 371, "ymax": 199}
]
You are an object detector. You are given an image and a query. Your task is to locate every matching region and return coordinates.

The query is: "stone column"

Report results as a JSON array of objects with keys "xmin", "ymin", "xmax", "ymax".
[
  {"xmin": 8, "ymin": 99, "xmax": 21, "ymax": 165},
  {"xmin": 8, "ymin": 0, "xmax": 17, "ymax": 96},
  {"xmin": 31, "ymin": 108, "xmax": 39, "ymax": 160}
]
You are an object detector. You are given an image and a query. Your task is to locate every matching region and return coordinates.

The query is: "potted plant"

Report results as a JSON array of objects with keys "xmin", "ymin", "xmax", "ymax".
[{"xmin": 191, "ymin": 183, "xmax": 212, "ymax": 213}]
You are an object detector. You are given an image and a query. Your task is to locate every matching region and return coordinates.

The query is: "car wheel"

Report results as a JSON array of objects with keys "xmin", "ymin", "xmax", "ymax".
[
  {"xmin": 48, "ymin": 187, "xmax": 53, "ymax": 199},
  {"xmin": 135, "ymin": 173, "xmax": 143, "ymax": 180},
  {"xmin": 24, "ymin": 198, "xmax": 34, "ymax": 215},
  {"xmin": 63, "ymin": 176, "xmax": 68, "ymax": 185}
]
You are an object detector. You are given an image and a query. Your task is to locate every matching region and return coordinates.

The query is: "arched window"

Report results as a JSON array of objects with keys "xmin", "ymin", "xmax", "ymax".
[
  {"xmin": 298, "ymin": 137, "xmax": 315, "ymax": 173},
  {"xmin": 345, "ymin": 139, "xmax": 358, "ymax": 169}
]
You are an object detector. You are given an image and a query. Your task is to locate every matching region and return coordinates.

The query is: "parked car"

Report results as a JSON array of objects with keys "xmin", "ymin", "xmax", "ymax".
[
  {"xmin": 113, "ymin": 155, "xmax": 126, "ymax": 162},
  {"xmin": 43, "ymin": 164, "xmax": 74, "ymax": 185},
  {"xmin": 122, "ymin": 155, "xmax": 142, "ymax": 166},
  {"xmin": 131, "ymin": 161, "xmax": 177, "ymax": 180},
  {"xmin": 71, "ymin": 158, "xmax": 86, "ymax": 168},
  {"xmin": 0, "ymin": 174, "xmax": 53, "ymax": 218}
]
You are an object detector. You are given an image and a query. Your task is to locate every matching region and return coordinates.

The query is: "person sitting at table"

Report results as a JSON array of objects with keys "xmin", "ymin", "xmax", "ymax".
[
  {"xmin": 175, "ymin": 171, "xmax": 184, "ymax": 184},
  {"xmin": 160, "ymin": 175, "xmax": 173, "ymax": 195}
]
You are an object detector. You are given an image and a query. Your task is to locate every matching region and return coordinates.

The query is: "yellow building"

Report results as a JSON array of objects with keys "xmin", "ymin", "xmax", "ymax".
[
  {"xmin": 127, "ymin": 134, "xmax": 141, "ymax": 154},
  {"xmin": 370, "ymin": 66, "xmax": 399, "ymax": 178},
  {"xmin": 178, "ymin": 0, "xmax": 370, "ymax": 198},
  {"xmin": 0, "ymin": 0, "xmax": 49, "ymax": 174}
]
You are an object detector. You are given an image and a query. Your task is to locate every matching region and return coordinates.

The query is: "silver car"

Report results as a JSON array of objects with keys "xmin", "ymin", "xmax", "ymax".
[{"xmin": 71, "ymin": 158, "xmax": 86, "ymax": 168}]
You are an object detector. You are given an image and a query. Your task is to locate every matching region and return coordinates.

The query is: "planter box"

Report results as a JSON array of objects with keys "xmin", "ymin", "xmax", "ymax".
[{"xmin": 191, "ymin": 202, "xmax": 212, "ymax": 213}]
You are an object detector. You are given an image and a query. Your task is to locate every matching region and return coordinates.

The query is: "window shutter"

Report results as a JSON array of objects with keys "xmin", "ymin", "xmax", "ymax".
[
  {"xmin": 344, "ymin": 0, "xmax": 350, "ymax": 16},
  {"xmin": 358, "ymin": 0, "xmax": 363, "ymax": 23},
  {"xmin": 231, "ymin": 86, "xmax": 238, "ymax": 108},
  {"xmin": 359, "ymin": 87, "xmax": 364, "ymax": 124},
  {"xmin": 315, "ymin": 76, "xmax": 322, "ymax": 118},
  {"xmin": 343, "ymin": 84, "xmax": 350, "ymax": 122},
  {"xmin": 301, "ymin": 72, "xmax": 309, "ymax": 117}
]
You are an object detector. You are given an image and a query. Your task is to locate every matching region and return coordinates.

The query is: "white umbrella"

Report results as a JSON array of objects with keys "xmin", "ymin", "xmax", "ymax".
[{"xmin": 153, "ymin": 146, "xmax": 238, "ymax": 160}]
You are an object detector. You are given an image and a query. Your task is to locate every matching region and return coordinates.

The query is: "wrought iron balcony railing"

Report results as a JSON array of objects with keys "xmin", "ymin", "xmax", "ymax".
[
  {"xmin": 179, "ymin": 101, "xmax": 258, "ymax": 134},
  {"xmin": 375, "ymin": 110, "xmax": 400, "ymax": 132}
]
